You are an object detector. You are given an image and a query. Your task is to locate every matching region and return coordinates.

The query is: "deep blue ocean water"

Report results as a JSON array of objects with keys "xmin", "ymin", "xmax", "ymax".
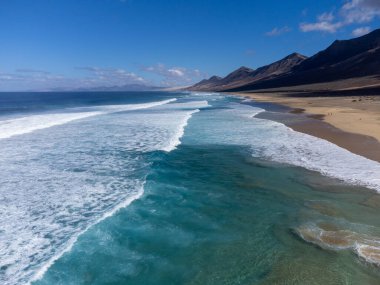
[{"xmin": 0, "ymin": 91, "xmax": 379, "ymax": 284}]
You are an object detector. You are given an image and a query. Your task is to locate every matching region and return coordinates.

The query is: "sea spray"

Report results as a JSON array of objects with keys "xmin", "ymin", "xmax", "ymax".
[
  {"xmin": 0, "ymin": 98, "xmax": 176, "ymax": 140},
  {"xmin": 0, "ymin": 96, "xmax": 204, "ymax": 285}
]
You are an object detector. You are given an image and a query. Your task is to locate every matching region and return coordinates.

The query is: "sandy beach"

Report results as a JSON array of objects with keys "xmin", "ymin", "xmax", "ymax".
[{"xmin": 233, "ymin": 92, "xmax": 380, "ymax": 163}]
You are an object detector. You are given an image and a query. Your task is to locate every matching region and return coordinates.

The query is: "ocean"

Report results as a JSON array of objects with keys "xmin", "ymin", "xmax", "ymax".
[{"xmin": 0, "ymin": 91, "xmax": 379, "ymax": 284}]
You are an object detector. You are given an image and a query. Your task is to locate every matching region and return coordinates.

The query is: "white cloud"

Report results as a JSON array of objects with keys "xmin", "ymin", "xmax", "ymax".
[
  {"xmin": 0, "ymin": 64, "xmax": 206, "ymax": 90},
  {"xmin": 352, "ymin": 26, "xmax": 371, "ymax": 36},
  {"xmin": 0, "ymin": 66, "xmax": 149, "ymax": 91},
  {"xmin": 16, "ymin": 69, "xmax": 51, "ymax": 74},
  {"xmin": 342, "ymin": 0, "xmax": 380, "ymax": 24},
  {"xmin": 167, "ymin": 68, "xmax": 185, "ymax": 77},
  {"xmin": 300, "ymin": 10, "xmax": 342, "ymax": 33},
  {"xmin": 266, "ymin": 26, "xmax": 291, "ymax": 36},
  {"xmin": 0, "ymin": 70, "xmax": 73, "ymax": 91},
  {"xmin": 300, "ymin": 0, "xmax": 380, "ymax": 34},
  {"xmin": 343, "ymin": 0, "xmax": 380, "ymax": 11},
  {"xmin": 318, "ymin": 12, "xmax": 334, "ymax": 22},
  {"xmin": 0, "ymin": 70, "xmax": 63, "ymax": 83},
  {"xmin": 300, "ymin": 21, "xmax": 343, "ymax": 33},
  {"xmin": 76, "ymin": 66, "xmax": 146, "ymax": 86},
  {"xmin": 0, "ymin": 73, "xmax": 17, "ymax": 81},
  {"xmin": 142, "ymin": 64, "xmax": 206, "ymax": 86}
]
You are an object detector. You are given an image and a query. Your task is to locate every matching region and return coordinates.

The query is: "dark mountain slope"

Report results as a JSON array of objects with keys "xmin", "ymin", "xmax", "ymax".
[
  {"xmin": 188, "ymin": 53, "xmax": 307, "ymax": 91},
  {"xmin": 227, "ymin": 29, "xmax": 380, "ymax": 92},
  {"xmin": 189, "ymin": 75, "xmax": 222, "ymax": 91}
]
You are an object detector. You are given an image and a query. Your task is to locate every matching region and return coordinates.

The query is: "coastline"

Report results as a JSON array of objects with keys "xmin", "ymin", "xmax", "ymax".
[{"xmin": 231, "ymin": 92, "xmax": 380, "ymax": 163}]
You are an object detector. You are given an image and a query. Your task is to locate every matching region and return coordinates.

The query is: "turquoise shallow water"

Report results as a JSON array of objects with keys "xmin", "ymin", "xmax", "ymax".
[
  {"xmin": 35, "ymin": 145, "xmax": 380, "ymax": 284},
  {"xmin": 0, "ymin": 91, "xmax": 379, "ymax": 284}
]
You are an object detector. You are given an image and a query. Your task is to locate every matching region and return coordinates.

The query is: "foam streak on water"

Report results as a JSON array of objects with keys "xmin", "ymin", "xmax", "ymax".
[
  {"xmin": 256, "ymin": 119, "xmax": 380, "ymax": 192},
  {"xmin": 0, "ymin": 97, "xmax": 205, "ymax": 285},
  {"xmin": 296, "ymin": 222, "xmax": 380, "ymax": 266},
  {"xmin": 161, "ymin": 109, "xmax": 200, "ymax": 152},
  {"xmin": 29, "ymin": 103, "xmax": 207, "ymax": 282},
  {"xmin": 0, "ymin": 98, "xmax": 176, "ymax": 140},
  {"xmin": 30, "ymin": 184, "xmax": 145, "ymax": 284},
  {"xmin": 187, "ymin": 100, "xmax": 380, "ymax": 192}
]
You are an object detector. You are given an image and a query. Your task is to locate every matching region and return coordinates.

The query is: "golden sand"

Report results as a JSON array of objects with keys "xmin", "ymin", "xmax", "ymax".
[
  {"xmin": 232, "ymin": 92, "xmax": 380, "ymax": 162},
  {"xmin": 236, "ymin": 93, "xmax": 380, "ymax": 142}
]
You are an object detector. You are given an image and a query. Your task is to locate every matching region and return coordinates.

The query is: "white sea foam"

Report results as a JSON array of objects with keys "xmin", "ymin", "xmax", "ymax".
[
  {"xmin": 355, "ymin": 243, "xmax": 380, "ymax": 266},
  {"xmin": 30, "ymin": 98, "xmax": 208, "ymax": 282},
  {"xmin": 234, "ymin": 103, "xmax": 380, "ymax": 192},
  {"xmin": 0, "ymin": 98, "xmax": 176, "ymax": 140},
  {"xmin": 73, "ymin": 98, "xmax": 177, "ymax": 113},
  {"xmin": 189, "ymin": 101, "xmax": 380, "ymax": 192},
  {"xmin": 29, "ymin": 183, "xmax": 145, "ymax": 284},
  {"xmin": 155, "ymin": 100, "xmax": 209, "ymax": 110},
  {"xmin": 157, "ymin": 100, "xmax": 209, "ymax": 152},
  {"xmin": 296, "ymin": 222, "xmax": 380, "ymax": 266},
  {"xmin": 0, "ymin": 111, "xmax": 103, "ymax": 139},
  {"xmin": 255, "ymin": 119, "xmax": 380, "ymax": 192},
  {"xmin": 160, "ymin": 109, "xmax": 200, "ymax": 152},
  {"xmin": 0, "ymin": 97, "xmax": 204, "ymax": 285}
]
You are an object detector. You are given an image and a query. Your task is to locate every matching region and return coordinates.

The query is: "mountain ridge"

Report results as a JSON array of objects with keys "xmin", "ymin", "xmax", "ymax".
[{"xmin": 189, "ymin": 28, "xmax": 380, "ymax": 93}]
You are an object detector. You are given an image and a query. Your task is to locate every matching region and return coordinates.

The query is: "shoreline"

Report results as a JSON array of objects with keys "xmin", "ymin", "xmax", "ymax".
[{"xmin": 231, "ymin": 92, "xmax": 380, "ymax": 163}]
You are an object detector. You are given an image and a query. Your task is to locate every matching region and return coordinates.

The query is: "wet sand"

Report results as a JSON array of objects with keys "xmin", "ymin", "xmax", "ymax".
[{"xmin": 232, "ymin": 92, "xmax": 380, "ymax": 163}]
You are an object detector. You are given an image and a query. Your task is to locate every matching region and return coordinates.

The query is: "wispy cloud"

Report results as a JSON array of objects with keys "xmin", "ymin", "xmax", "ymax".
[
  {"xmin": 0, "ymin": 70, "xmax": 68, "ymax": 91},
  {"xmin": 317, "ymin": 12, "xmax": 334, "ymax": 22},
  {"xmin": 244, "ymin": 49, "xmax": 255, "ymax": 57},
  {"xmin": 0, "ymin": 64, "xmax": 206, "ymax": 90},
  {"xmin": 300, "ymin": 20, "xmax": 343, "ymax": 33},
  {"xmin": 265, "ymin": 26, "xmax": 291, "ymax": 36},
  {"xmin": 142, "ymin": 64, "xmax": 207, "ymax": 86},
  {"xmin": 76, "ymin": 66, "xmax": 146, "ymax": 86},
  {"xmin": 16, "ymin": 68, "xmax": 51, "ymax": 74},
  {"xmin": 300, "ymin": 0, "xmax": 380, "ymax": 33},
  {"xmin": 352, "ymin": 26, "xmax": 371, "ymax": 36},
  {"xmin": 0, "ymin": 70, "xmax": 63, "ymax": 83},
  {"xmin": 342, "ymin": 0, "xmax": 380, "ymax": 24},
  {"xmin": 0, "ymin": 66, "xmax": 148, "ymax": 91}
]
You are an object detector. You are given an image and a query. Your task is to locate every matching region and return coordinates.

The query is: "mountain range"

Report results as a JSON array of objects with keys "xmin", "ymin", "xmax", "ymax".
[{"xmin": 189, "ymin": 28, "xmax": 380, "ymax": 93}]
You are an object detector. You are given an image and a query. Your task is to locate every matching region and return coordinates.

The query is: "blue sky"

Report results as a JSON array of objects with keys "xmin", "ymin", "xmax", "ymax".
[{"xmin": 1, "ymin": 0, "xmax": 380, "ymax": 91}]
